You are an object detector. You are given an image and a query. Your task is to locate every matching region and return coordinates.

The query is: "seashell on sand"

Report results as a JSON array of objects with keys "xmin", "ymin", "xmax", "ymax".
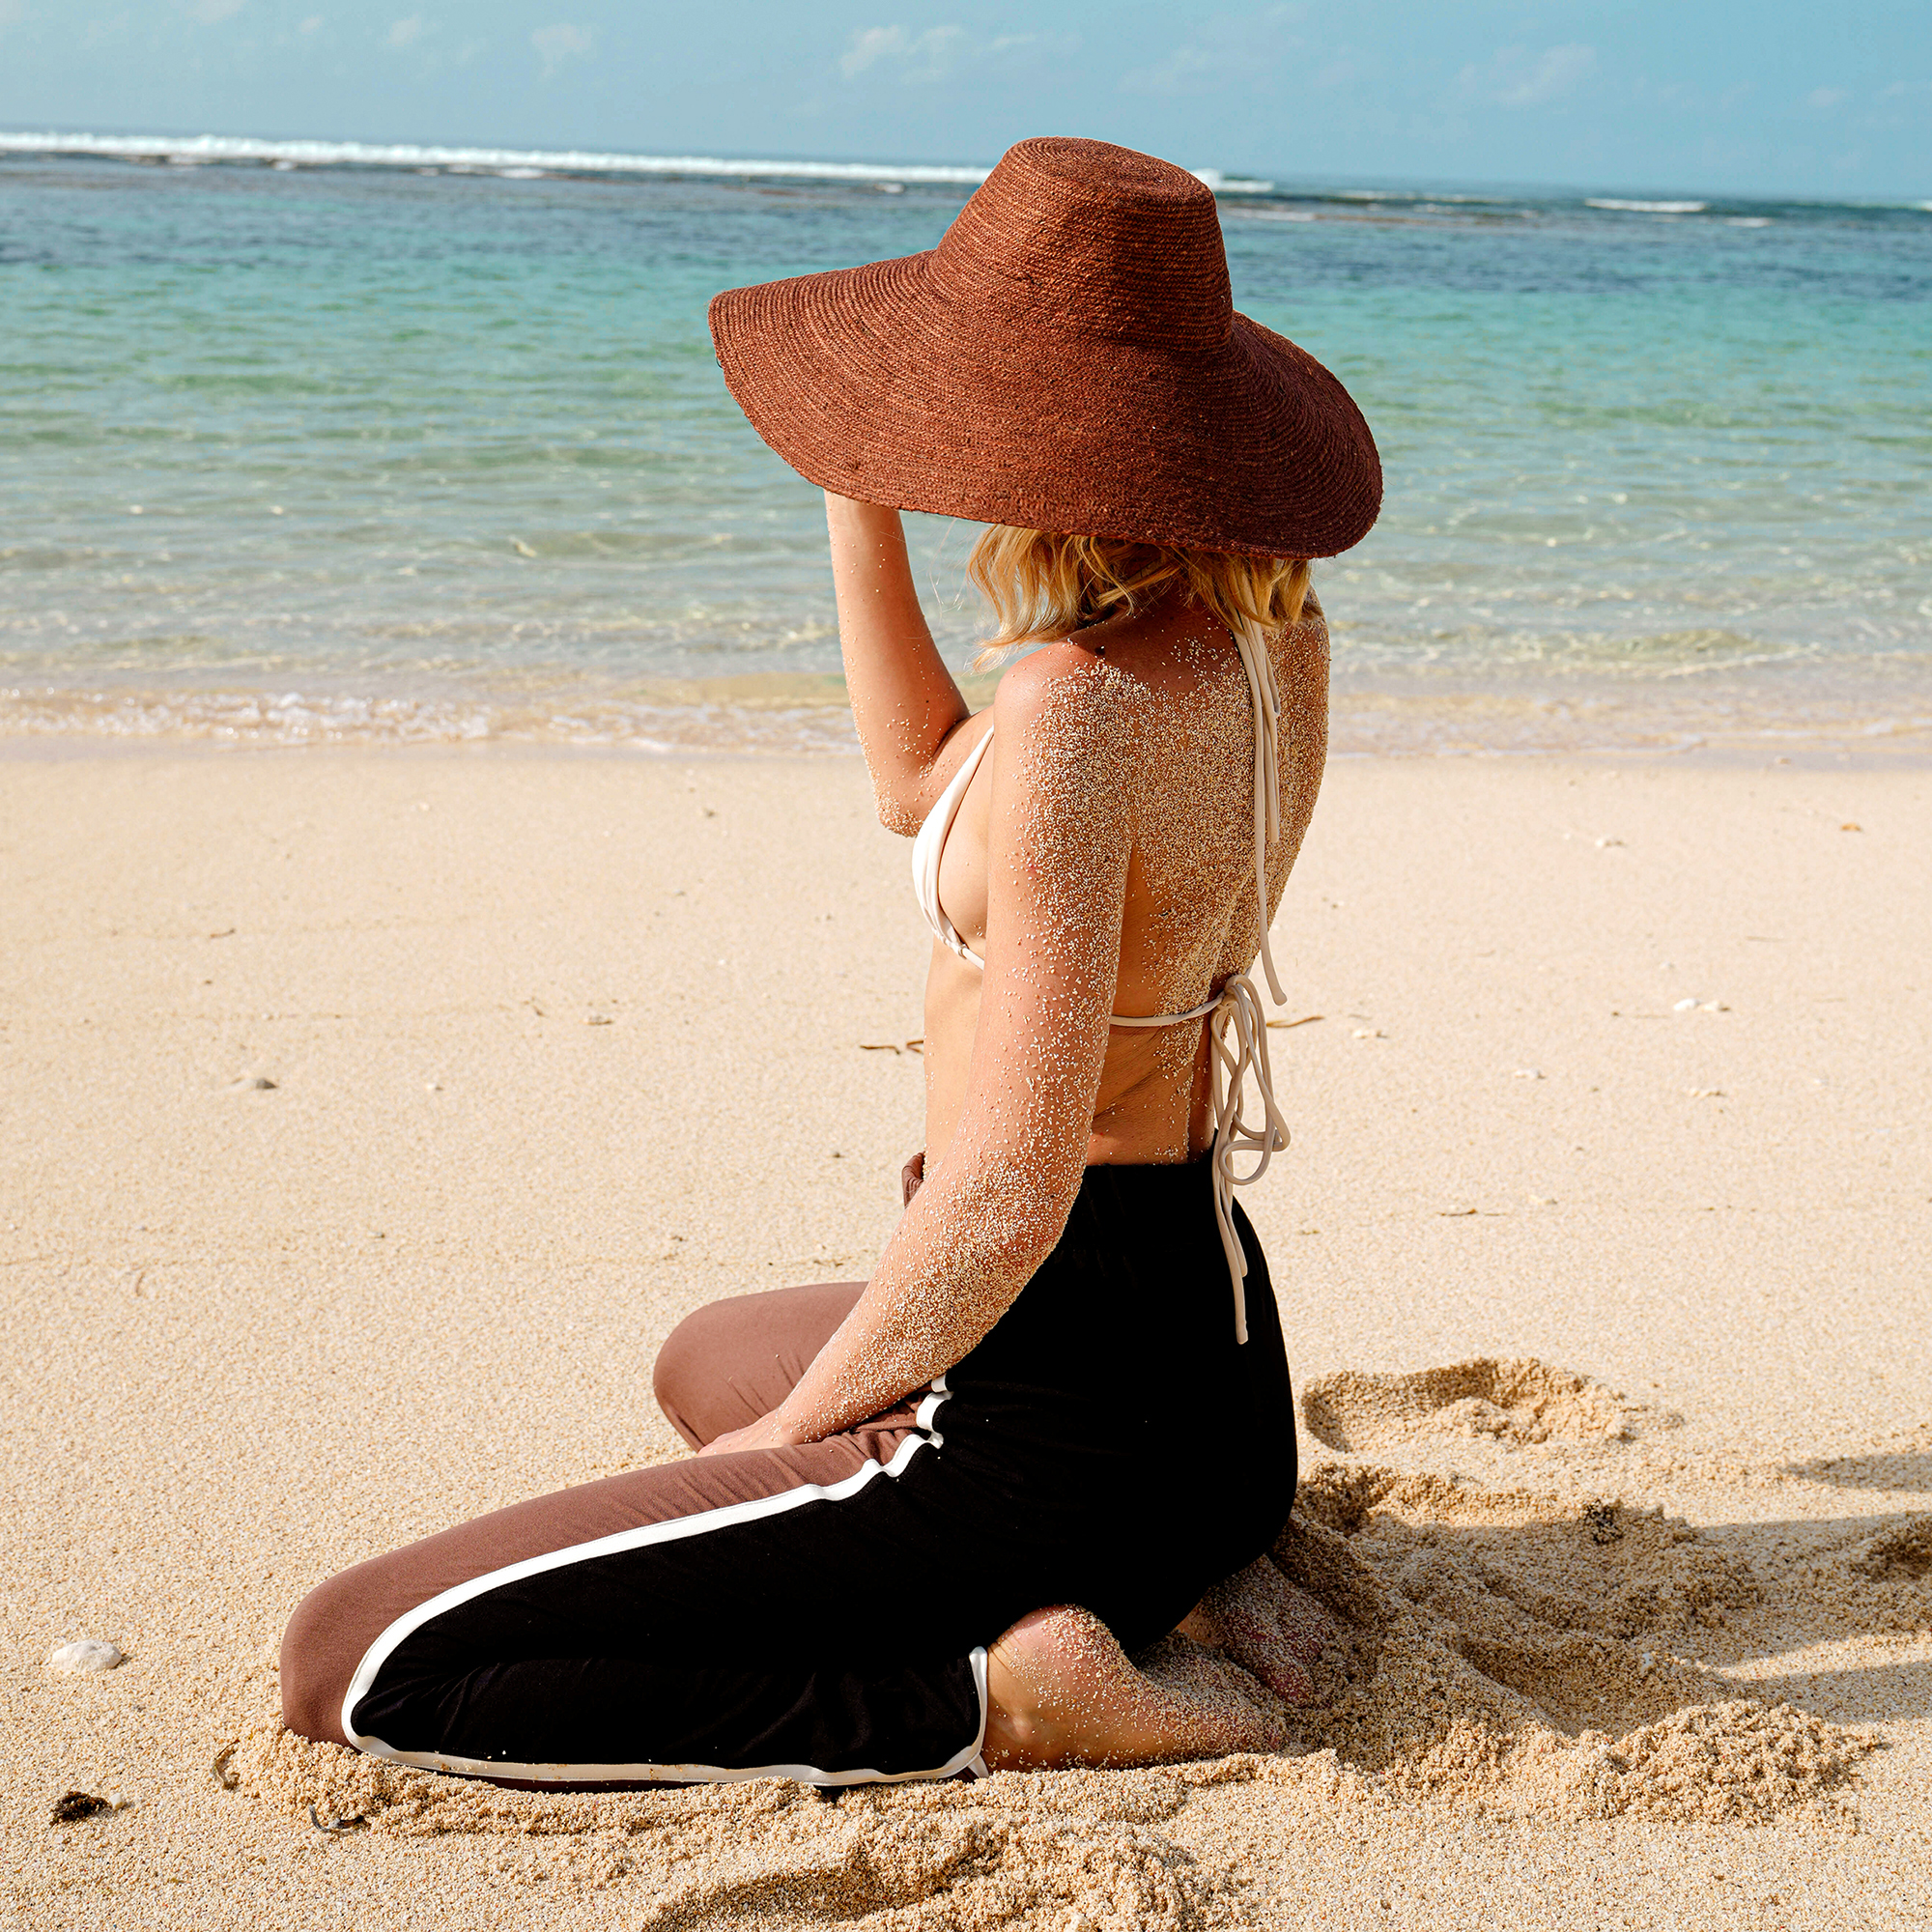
[{"xmin": 47, "ymin": 1638, "xmax": 124, "ymax": 1674}]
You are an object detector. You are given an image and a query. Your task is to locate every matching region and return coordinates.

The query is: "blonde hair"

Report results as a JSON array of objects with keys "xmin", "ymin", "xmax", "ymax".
[{"xmin": 966, "ymin": 526, "xmax": 1312, "ymax": 669}]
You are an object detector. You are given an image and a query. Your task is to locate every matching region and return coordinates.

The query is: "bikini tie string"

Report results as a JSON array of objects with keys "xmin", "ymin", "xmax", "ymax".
[
  {"xmin": 1204, "ymin": 971, "xmax": 1291, "ymax": 1345},
  {"xmin": 1201, "ymin": 616, "xmax": 1293, "ymax": 1343}
]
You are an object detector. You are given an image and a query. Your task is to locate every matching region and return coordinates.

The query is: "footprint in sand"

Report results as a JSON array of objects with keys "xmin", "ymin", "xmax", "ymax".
[{"xmin": 1299, "ymin": 1356, "xmax": 1676, "ymax": 1454}]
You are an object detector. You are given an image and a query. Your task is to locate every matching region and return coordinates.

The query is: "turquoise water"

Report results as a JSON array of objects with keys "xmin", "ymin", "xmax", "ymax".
[{"xmin": 2, "ymin": 143, "xmax": 1927, "ymax": 754}]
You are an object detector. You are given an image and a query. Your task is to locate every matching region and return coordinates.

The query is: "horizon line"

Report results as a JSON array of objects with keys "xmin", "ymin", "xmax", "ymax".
[{"xmin": 2, "ymin": 128, "xmax": 1926, "ymax": 211}]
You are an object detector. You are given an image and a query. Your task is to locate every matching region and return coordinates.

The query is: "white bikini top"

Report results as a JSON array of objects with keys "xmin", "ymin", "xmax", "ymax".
[{"xmin": 909, "ymin": 616, "xmax": 1292, "ymax": 1343}]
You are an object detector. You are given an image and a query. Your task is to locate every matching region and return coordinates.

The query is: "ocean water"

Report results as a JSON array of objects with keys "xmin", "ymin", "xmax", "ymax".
[{"xmin": 2, "ymin": 137, "xmax": 1927, "ymax": 757}]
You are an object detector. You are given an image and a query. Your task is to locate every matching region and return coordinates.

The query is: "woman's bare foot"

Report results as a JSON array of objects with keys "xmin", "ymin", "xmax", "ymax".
[
  {"xmin": 1176, "ymin": 1556, "xmax": 1337, "ymax": 1705},
  {"xmin": 981, "ymin": 1605, "xmax": 1286, "ymax": 1772}
]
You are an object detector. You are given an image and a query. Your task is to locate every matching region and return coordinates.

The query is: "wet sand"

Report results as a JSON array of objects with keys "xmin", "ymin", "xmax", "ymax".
[{"xmin": 3, "ymin": 743, "xmax": 1928, "ymax": 1929}]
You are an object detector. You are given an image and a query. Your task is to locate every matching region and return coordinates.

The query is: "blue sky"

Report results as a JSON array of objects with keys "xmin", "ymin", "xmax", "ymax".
[{"xmin": 1, "ymin": 1, "xmax": 1926, "ymax": 198}]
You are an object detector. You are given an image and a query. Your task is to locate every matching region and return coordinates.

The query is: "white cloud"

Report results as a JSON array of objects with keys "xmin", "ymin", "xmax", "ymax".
[
  {"xmin": 840, "ymin": 24, "xmax": 964, "ymax": 82},
  {"xmin": 986, "ymin": 32, "xmax": 1069, "ymax": 62},
  {"xmin": 0, "ymin": 0, "xmax": 26, "ymax": 27},
  {"xmin": 385, "ymin": 13, "xmax": 426, "ymax": 48},
  {"xmin": 1457, "ymin": 43, "xmax": 1596, "ymax": 108},
  {"xmin": 531, "ymin": 21, "xmax": 592, "ymax": 75},
  {"xmin": 1806, "ymin": 86, "xmax": 1849, "ymax": 110},
  {"xmin": 298, "ymin": 14, "xmax": 323, "ymax": 34},
  {"xmin": 1122, "ymin": 43, "xmax": 1222, "ymax": 95},
  {"xmin": 838, "ymin": 22, "xmax": 1072, "ymax": 84},
  {"xmin": 1120, "ymin": 8, "xmax": 1304, "ymax": 97},
  {"xmin": 185, "ymin": 0, "xmax": 246, "ymax": 21}
]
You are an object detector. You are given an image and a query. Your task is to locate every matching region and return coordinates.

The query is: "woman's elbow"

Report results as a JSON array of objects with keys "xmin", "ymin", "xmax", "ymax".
[
  {"xmin": 969, "ymin": 1165, "xmax": 1083, "ymax": 1276},
  {"xmin": 873, "ymin": 781, "xmax": 922, "ymax": 837}
]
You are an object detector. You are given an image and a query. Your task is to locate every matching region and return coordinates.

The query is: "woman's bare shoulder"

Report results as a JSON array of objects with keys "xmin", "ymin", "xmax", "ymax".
[{"xmin": 989, "ymin": 640, "xmax": 1118, "ymax": 736}]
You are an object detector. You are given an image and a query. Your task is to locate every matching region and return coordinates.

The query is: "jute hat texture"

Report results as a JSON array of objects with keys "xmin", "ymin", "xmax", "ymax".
[{"xmin": 710, "ymin": 136, "xmax": 1381, "ymax": 560}]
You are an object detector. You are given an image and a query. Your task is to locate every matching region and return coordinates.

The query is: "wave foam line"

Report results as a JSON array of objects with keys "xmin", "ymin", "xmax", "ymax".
[
  {"xmin": 0, "ymin": 130, "xmax": 1273, "ymax": 193},
  {"xmin": 1585, "ymin": 197, "xmax": 1709, "ymax": 213},
  {"xmin": 0, "ymin": 130, "xmax": 992, "ymax": 183}
]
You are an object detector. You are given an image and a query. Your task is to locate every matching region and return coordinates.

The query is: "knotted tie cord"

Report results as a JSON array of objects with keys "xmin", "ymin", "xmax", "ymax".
[{"xmin": 1111, "ymin": 616, "xmax": 1291, "ymax": 1343}]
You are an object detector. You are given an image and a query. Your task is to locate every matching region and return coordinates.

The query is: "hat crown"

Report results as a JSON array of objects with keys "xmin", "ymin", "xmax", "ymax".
[{"xmin": 932, "ymin": 138, "xmax": 1233, "ymax": 352}]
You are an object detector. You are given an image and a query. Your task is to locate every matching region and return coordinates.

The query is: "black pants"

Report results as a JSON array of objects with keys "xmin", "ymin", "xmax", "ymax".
[{"xmin": 279, "ymin": 1159, "xmax": 1298, "ymax": 1786}]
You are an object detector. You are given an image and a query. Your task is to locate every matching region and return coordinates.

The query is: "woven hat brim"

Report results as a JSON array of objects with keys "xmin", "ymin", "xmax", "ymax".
[{"xmin": 710, "ymin": 252, "xmax": 1381, "ymax": 559}]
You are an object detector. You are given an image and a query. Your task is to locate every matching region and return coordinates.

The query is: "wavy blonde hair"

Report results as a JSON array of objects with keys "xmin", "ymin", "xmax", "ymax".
[{"xmin": 967, "ymin": 526, "xmax": 1312, "ymax": 669}]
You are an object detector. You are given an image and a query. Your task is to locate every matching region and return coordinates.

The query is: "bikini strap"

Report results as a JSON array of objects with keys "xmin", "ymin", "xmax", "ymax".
[
  {"xmin": 1205, "ymin": 615, "xmax": 1293, "ymax": 1342},
  {"xmin": 1232, "ymin": 616, "xmax": 1286, "ymax": 1005}
]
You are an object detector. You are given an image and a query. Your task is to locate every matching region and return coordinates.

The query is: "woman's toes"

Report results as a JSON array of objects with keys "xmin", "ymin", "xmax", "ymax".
[
  {"xmin": 1201, "ymin": 1559, "xmax": 1336, "ymax": 1707},
  {"xmin": 1136, "ymin": 1634, "xmax": 1289, "ymax": 1754},
  {"xmin": 1241, "ymin": 1650, "xmax": 1316, "ymax": 1707}
]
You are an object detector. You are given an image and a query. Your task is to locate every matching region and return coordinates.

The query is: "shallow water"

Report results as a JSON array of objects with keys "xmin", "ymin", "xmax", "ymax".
[{"xmin": 2, "ymin": 145, "xmax": 1926, "ymax": 754}]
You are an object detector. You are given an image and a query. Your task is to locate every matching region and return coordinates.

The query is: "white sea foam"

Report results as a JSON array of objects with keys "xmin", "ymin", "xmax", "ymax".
[
  {"xmin": 0, "ymin": 130, "xmax": 991, "ymax": 184},
  {"xmin": 0, "ymin": 130, "xmax": 1272, "ymax": 194},
  {"xmin": 1188, "ymin": 167, "xmax": 1273, "ymax": 194},
  {"xmin": 1585, "ymin": 198, "xmax": 1708, "ymax": 213}
]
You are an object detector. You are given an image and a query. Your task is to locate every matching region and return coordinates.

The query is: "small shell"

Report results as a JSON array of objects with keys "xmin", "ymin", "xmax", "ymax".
[{"xmin": 47, "ymin": 1639, "xmax": 124, "ymax": 1675}]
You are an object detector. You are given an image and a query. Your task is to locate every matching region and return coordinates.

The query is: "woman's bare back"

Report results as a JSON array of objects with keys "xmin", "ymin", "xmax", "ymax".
[{"xmin": 920, "ymin": 588, "xmax": 1329, "ymax": 1173}]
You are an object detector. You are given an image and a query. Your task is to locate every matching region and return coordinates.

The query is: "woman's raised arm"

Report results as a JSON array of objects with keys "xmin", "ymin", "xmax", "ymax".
[
  {"xmin": 700, "ymin": 647, "xmax": 1133, "ymax": 1452},
  {"xmin": 826, "ymin": 492, "xmax": 976, "ymax": 833}
]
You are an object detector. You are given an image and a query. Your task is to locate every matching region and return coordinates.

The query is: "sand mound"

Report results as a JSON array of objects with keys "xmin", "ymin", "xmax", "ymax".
[
  {"xmin": 1299, "ymin": 1357, "xmax": 1672, "ymax": 1453},
  {"xmin": 1776, "ymin": 1510, "xmax": 1932, "ymax": 1637},
  {"xmin": 1269, "ymin": 1470, "xmax": 1877, "ymax": 1825},
  {"xmin": 1845, "ymin": 1514, "xmax": 1932, "ymax": 1581}
]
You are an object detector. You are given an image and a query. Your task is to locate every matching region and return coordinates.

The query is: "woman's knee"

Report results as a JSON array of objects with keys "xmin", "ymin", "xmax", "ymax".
[
  {"xmin": 652, "ymin": 1281, "xmax": 866, "ymax": 1449},
  {"xmin": 278, "ymin": 1564, "xmax": 383, "ymax": 1748},
  {"xmin": 652, "ymin": 1301, "xmax": 735, "ymax": 1448}
]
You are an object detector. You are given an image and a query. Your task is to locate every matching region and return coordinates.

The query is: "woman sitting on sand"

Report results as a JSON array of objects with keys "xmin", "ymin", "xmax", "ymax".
[{"xmin": 280, "ymin": 137, "xmax": 1380, "ymax": 1785}]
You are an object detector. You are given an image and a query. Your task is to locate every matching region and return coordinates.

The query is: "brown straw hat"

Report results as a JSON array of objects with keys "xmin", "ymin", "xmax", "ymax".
[{"xmin": 709, "ymin": 137, "xmax": 1381, "ymax": 559}]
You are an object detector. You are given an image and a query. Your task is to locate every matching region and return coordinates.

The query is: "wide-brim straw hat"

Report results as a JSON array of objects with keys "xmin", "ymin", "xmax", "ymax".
[{"xmin": 709, "ymin": 136, "xmax": 1380, "ymax": 559}]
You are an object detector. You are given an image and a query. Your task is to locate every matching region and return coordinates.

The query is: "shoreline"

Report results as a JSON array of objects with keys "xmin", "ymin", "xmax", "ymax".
[
  {"xmin": 7, "ymin": 671, "xmax": 1930, "ymax": 769},
  {"xmin": 5, "ymin": 729, "xmax": 1930, "ymax": 778},
  {"xmin": 5, "ymin": 746, "xmax": 1927, "ymax": 1928}
]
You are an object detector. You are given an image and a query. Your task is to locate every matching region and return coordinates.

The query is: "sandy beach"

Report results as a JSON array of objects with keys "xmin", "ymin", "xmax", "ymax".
[{"xmin": 4, "ymin": 741, "xmax": 1928, "ymax": 1929}]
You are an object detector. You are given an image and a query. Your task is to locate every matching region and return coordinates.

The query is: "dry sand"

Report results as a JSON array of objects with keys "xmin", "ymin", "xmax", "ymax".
[{"xmin": 2, "ymin": 742, "xmax": 1928, "ymax": 1929}]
